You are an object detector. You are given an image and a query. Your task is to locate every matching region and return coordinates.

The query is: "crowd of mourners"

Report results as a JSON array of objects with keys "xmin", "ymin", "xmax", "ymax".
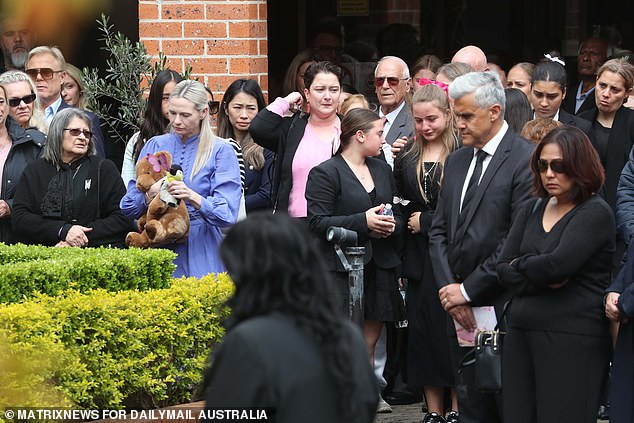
[{"xmin": 2, "ymin": 12, "xmax": 634, "ymax": 423}]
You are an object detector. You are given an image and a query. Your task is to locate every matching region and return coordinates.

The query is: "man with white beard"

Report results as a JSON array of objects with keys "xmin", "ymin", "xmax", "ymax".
[{"xmin": 0, "ymin": 16, "xmax": 35, "ymax": 72}]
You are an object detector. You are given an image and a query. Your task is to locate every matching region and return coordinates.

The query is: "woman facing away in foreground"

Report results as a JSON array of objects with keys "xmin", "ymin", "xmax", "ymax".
[{"xmin": 202, "ymin": 212, "xmax": 378, "ymax": 423}]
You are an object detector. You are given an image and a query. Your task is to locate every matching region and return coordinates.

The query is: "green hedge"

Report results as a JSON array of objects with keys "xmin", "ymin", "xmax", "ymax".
[
  {"xmin": 0, "ymin": 244, "xmax": 177, "ymax": 304},
  {"xmin": 0, "ymin": 275, "xmax": 233, "ymax": 409}
]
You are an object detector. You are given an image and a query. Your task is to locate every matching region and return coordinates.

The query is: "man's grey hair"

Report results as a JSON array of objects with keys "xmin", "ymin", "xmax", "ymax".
[
  {"xmin": 448, "ymin": 71, "xmax": 506, "ymax": 115},
  {"xmin": 26, "ymin": 46, "xmax": 66, "ymax": 70},
  {"xmin": 375, "ymin": 56, "xmax": 410, "ymax": 79}
]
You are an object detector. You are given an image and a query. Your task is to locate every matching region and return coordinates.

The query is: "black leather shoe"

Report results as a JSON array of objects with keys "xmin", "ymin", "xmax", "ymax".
[
  {"xmin": 597, "ymin": 404, "xmax": 610, "ymax": 420},
  {"xmin": 445, "ymin": 410, "xmax": 459, "ymax": 423},
  {"xmin": 422, "ymin": 412, "xmax": 446, "ymax": 423},
  {"xmin": 384, "ymin": 390, "xmax": 423, "ymax": 405}
]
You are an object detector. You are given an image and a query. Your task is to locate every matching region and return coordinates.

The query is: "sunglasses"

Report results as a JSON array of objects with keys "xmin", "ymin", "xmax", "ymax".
[
  {"xmin": 8, "ymin": 93, "xmax": 36, "ymax": 107},
  {"xmin": 537, "ymin": 159, "xmax": 565, "ymax": 174},
  {"xmin": 208, "ymin": 100, "xmax": 220, "ymax": 116},
  {"xmin": 374, "ymin": 76, "xmax": 408, "ymax": 88},
  {"xmin": 25, "ymin": 68, "xmax": 62, "ymax": 81},
  {"xmin": 64, "ymin": 128, "xmax": 93, "ymax": 139}
]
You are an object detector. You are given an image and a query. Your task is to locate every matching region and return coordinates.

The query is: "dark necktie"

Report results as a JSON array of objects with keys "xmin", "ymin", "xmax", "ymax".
[{"xmin": 460, "ymin": 149, "xmax": 488, "ymax": 215}]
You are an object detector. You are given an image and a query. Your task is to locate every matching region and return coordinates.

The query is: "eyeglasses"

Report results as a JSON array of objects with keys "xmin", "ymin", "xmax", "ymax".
[
  {"xmin": 25, "ymin": 68, "xmax": 63, "ymax": 80},
  {"xmin": 8, "ymin": 93, "xmax": 36, "ymax": 107},
  {"xmin": 374, "ymin": 76, "xmax": 409, "ymax": 88},
  {"xmin": 537, "ymin": 159, "xmax": 565, "ymax": 174},
  {"xmin": 208, "ymin": 101, "xmax": 220, "ymax": 116},
  {"xmin": 64, "ymin": 128, "xmax": 93, "ymax": 139}
]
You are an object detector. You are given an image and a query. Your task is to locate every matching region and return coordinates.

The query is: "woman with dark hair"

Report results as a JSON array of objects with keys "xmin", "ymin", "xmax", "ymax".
[
  {"xmin": 12, "ymin": 108, "xmax": 132, "ymax": 247},
  {"xmin": 504, "ymin": 87, "xmax": 533, "ymax": 134},
  {"xmin": 529, "ymin": 58, "xmax": 592, "ymax": 134},
  {"xmin": 497, "ymin": 126, "xmax": 614, "ymax": 423},
  {"xmin": 216, "ymin": 79, "xmax": 274, "ymax": 212},
  {"xmin": 250, "ymin": 61, "xmax": 343, "ymax": 217},
  {"xmin": 411, "ymin": 54, "xmax": 443, "ymax": 84},
  {"xmin": 121, "ymin": 69, "xmax": 183, "ymax": 186},
  {"xmin": 305, "ymin": 108, "xmax": 405, "ymax": 412},
  {"xmin": 202, "ymin": 212, "xmax": 378, "ymax": 422},
  {"xmin": 394, "ymin": 83, "xmax": 460, "ymax": 423}
]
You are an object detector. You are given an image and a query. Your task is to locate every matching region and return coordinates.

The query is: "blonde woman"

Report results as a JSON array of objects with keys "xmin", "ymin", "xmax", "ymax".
[
  {"xmin": 393, "ymin": 83, "xmax": 460, "ymax": 423},
  {"xmin": 61, "ymin": 63, "xmax": 88, "ymax": 109},
  {"xmin": 0, "ymin": 70, "xmax": 47, "ymax": 133},
  {"xmin": 120, "ymin": 80, "xmax": 242, "ymax": 278}
]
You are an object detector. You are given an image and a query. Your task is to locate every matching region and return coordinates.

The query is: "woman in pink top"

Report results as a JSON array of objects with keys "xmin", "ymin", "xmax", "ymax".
[{"xmin": 249, "ymin": 61, "xmax": 343, "ymax": 217}]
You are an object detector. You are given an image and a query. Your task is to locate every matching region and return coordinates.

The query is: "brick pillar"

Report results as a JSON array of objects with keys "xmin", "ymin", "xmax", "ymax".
[{"xmin": 138, "ymin": 1, "xmax": 268, "ymax": 100}]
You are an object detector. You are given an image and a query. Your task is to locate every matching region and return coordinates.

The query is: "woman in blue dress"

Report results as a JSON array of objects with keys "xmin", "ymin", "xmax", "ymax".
[{"xmin": 120, "ymin": 80, "xmax": 242, "ymax": 278}]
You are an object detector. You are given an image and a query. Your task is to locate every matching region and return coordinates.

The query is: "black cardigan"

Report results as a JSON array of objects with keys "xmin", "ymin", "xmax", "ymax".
[
  {"xmin": 12, "ymin": 156, "xmax": 133, "ymax": 247},
  {"xmin": 497, "ymin": 196, "xmax": 615, "ymax": 336}
]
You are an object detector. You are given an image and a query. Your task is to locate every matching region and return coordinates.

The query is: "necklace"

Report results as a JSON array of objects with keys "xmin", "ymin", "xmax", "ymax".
[{"xmin": 423, "ymin": 161, "xmax": 438, "ymax": 201}]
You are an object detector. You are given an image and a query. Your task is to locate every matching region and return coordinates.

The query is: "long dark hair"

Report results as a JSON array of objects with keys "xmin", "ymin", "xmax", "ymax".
[
  {"xmin": 504, "ymin": 88, "xmax": 533, "ymax": 133},
  {"xmin": 216, "ymin": 79, "xmax": 267, "ymax": 170},
  {"xmin": 135, "ymin": 69, "xmax": 183, "ymax": 161},
  {"xmin": 218, "ymin": 212, "xmax": 362, "ymax": 419}
]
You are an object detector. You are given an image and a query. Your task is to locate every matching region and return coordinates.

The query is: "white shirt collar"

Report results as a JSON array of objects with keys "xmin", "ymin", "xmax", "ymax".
[
  {"xmin": 379, "ymin": 101, "xmax": 406, "ymax": 122},
  {"xmin": 479, "ymin": 121, "xmax": 509, "ymax": 157},
  {"xmin": 44, "ymin": 96, "xmax": 63, "ymax": 123}
]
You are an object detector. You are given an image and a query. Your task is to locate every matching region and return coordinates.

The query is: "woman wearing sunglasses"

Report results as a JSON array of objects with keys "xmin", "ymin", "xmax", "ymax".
[
  {"xmin": 497, "ymin": 126, "xmax": 614, "ymax": 423},
  {"xmin": 249, "ymin": 61, "xmax": 343, "ymax": 218},
  {"xmin": 0, "ymin": 70, "xmax": 47, "ymax": 133},
  {"xmin": 11, "ymin": 108, "xmax": 132, "ymax": 247},
  {"xmin": 121, "ymin": 69, "xmax": 183, "ymax": 186},
  {"xmin": 0, "ymin": 83, "xmax": 46, "ymax": 243}
]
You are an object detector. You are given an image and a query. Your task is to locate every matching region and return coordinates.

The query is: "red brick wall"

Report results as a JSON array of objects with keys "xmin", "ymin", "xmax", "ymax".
[{"xmin": 138, "ymin": 0, "xmax": 269, "ymax": 101}]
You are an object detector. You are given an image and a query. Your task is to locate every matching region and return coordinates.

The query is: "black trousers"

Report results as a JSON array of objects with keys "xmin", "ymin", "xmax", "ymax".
[
  {"xmin": 502, "ymin": 328, "xmax": 611, "ymax": 423},
  {"xmin": 449, "ymin": 334, "xmax": 503, "ymax": 423}
]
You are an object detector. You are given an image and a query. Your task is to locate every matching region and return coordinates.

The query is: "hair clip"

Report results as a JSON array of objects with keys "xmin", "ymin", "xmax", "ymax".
[
  {"xmin": 544, "ymin": 54, "xmax": 565, "ymax": 66},
  {"xmin": 418, "ymin": 78, "xmax": 449, "ymax": 94},
  {"xmin": 393, "ymin": 196, "xmax": 411, "ymax": 206}
]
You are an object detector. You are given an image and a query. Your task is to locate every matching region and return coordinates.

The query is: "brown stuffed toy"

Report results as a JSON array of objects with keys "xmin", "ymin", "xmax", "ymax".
[{"xmin": 125, "ymin": 150, "xmax": 190, "ymax": 248}]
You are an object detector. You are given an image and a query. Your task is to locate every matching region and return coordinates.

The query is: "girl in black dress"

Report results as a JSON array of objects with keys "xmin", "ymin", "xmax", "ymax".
[{"xmin": 394, "ymin": 82, "xmax": 459, "ymax": 423}]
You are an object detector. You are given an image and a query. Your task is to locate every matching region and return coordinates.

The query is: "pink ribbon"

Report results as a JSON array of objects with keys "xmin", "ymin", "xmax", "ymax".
[{"xmin": 418, "ymin": 78, "xmax": 449, "ymax": 94}]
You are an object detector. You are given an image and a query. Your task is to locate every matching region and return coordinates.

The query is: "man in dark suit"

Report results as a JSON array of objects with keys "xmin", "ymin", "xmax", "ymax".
[
  {"xmin": 25, "ymin": 46, "xmax": 106, "ymax": 158},
  {"xmin": 562, "ymin": 37, "xmax": 610, "ymax": 115},
  {"xmin": 374, "ymin": 55, "xmax": 414, "ymax": 168},
  {"xmin": 429, "ymin": 71, "xmax": 534, "ymax": 423}
]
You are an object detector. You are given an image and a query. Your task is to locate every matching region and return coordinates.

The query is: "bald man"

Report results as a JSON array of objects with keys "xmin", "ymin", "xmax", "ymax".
[{"xmin": 452, "ymin": 45, "xmax": 488, "ymax": 72}]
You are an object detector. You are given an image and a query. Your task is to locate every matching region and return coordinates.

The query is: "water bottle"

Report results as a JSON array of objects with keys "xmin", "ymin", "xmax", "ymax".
[
  {"xmin": 380, "ymin": 203, "xmax": 393, "ymax": 217},
  {"xmin": 395, "ymin": 286, "xmax": 408, "ymax": 328}
]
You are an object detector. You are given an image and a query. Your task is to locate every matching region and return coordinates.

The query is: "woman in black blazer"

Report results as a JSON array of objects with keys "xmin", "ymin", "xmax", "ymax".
[{"xmin": 306, "ymin": 108, "xmax": 405, "ymax": 376}]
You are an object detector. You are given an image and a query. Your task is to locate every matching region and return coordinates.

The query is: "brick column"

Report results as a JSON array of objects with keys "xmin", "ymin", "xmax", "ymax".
[{"xmin": 138, "ymin": 0, "xmax": 268, "ymax": 100}]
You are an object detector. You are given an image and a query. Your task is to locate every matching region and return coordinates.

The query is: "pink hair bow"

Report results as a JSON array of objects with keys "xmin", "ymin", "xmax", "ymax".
[{"xmin": 418, "ymin": 78, "xmax": 449, "ymax": 94}]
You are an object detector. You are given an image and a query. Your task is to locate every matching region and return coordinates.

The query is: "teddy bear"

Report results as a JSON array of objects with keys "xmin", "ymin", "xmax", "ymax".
[{"xmin": 125, "ymin": 150, "xmax": 190, "ymax": 248}]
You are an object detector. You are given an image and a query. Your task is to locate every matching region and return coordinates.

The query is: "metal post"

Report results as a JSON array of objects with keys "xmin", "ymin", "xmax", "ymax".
[{"xmin": 345, "ymin": 246, "xmax": 365, "ymax": 327}]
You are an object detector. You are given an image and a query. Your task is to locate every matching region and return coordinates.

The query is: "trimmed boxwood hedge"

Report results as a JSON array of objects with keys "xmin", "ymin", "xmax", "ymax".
[
  {"xmin": 0, "ymin": 244, "xmax": 177, "ymax": 304},
  {"xmin": 0, "ymin": 275, "xmax": 233, "ymax": 409}
]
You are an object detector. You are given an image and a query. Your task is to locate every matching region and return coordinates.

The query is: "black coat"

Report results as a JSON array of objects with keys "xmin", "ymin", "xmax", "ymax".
[
  {"xmin": 558, "ymin": 107, "xmax": 592, "ymax": 135},
  {"xmin": 0, "ymin": 116, "xmax": 46, "ymax": 243},
  {"xmin": 562, "ymin": 83, "xmax": 597, "ymax": 115},
  {"xmin": 12, "ymin": 155, "xmax": 133, "ymax": 247},
  {"xmin": 306, "ymin": 155, "xmax": 403, "ymax": 272},
  {"xmin": 249, "ymin": 109, "xmax": 310, "ymax": 213},
  {"xmin": 581, "ymin": 106, "xmax": 634, "ymax": 210},
  {"xmin": 429, "ymin": 128, "xmax": 535, "ymax": 311}
]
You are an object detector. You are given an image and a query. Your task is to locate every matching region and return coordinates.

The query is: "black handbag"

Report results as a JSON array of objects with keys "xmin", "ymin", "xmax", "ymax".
[
  {"xmin": 460, "ymin": 298, "xmax": 512, "ymax": 393},
  {"xmin": 473, "ymin": 329, "xmax": 504, "ymax": 392}
]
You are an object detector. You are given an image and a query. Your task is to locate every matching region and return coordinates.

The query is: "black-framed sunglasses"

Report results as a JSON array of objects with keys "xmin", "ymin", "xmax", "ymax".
[
  {"xmin": 8, "ymin": 93, "xmax": 36, "ymax": 107},
  {"xmin": 374, "ymin": 76, "xmax": 408, "ymax": 88},
  {"xmin": 208, "ymin": 101, "xmax": 220, "ymax": 116},
  {"xmin": 537, "ymin": 159, "xmax": 565, "ymax": 174},
  {"xmin": 25, "ymin": 67, "xmax": 63, "ymax": 81},
  {"xmin": 64, "ymin": 128, "xmax": 93, "ymax": 139}
]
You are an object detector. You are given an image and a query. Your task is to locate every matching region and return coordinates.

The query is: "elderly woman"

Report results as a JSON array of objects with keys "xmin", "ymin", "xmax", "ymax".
[
  {"xmin": 0, "ymin": 84, "xmax": 46, "ymax": 243},
  {"xmin": 120, "ymin": 80, "xmax": 242, "ymax": 278},
  {"xmin": 11, "ymin": 108, "xmax": 132, "ymax": 247},
  {"xmin": 0, "ymin": 70, "xmax": 47, "ymax": 133},
  {"xmin": 497, "ymin": 126, "xmax": 614, "ymax": 423}
]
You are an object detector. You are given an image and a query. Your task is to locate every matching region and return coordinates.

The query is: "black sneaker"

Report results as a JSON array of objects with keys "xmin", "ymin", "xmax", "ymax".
[
  {"xmin": 423, "ymin": 412, "xmax": 446, "ymax": 423},
  {"xmin": 445, "ymin": 410, "xmax": 459, "ymax": 423}
]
